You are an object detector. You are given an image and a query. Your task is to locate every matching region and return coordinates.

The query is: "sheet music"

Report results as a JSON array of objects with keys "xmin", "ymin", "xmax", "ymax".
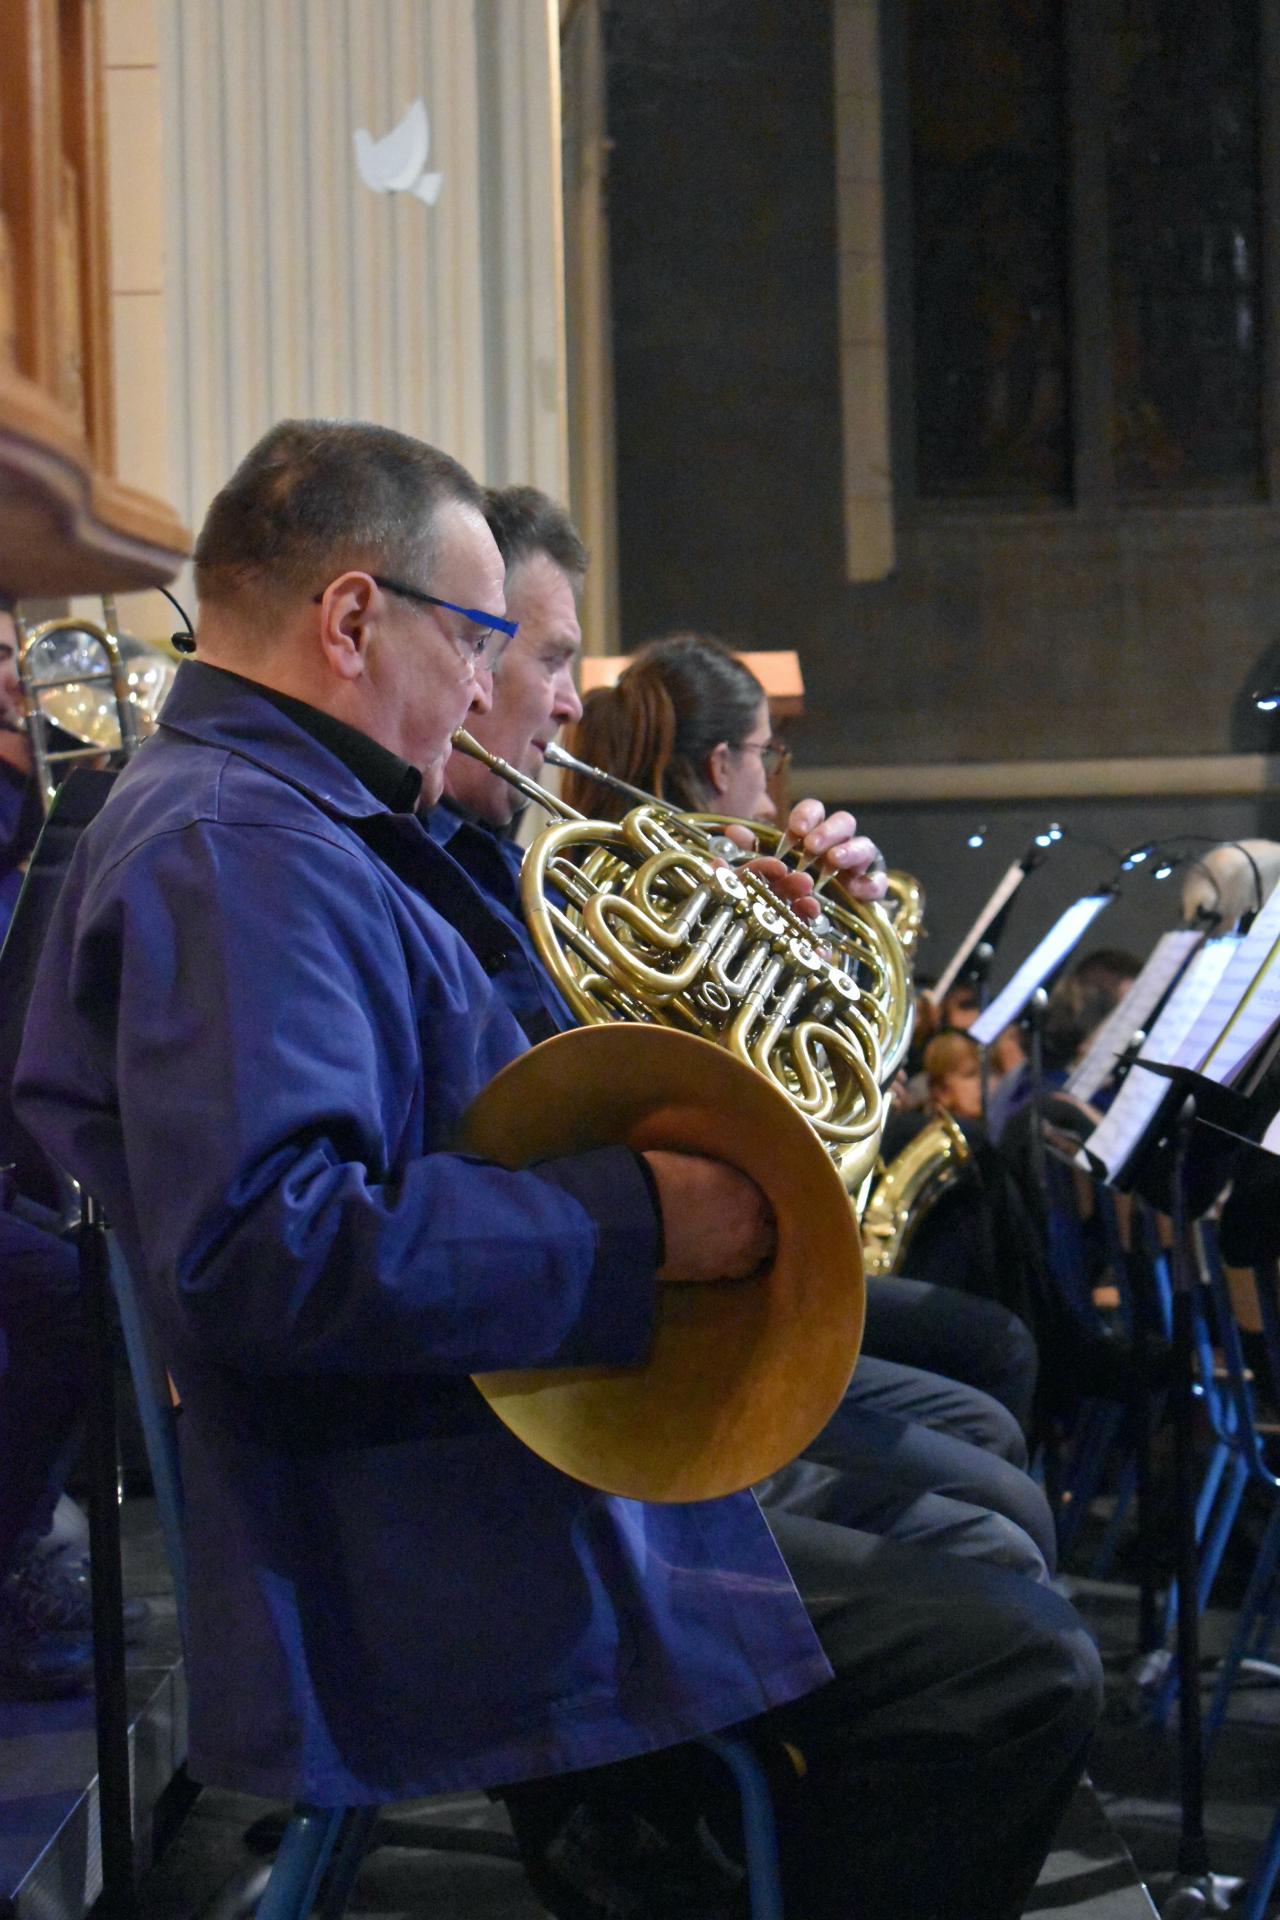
[
  {"xmin": 969, "ymin": 895, "xmax": 1114, "ymax": 1047},
  {"xmin": 1080, "ymin": 938, "xmax": 1238, "ymax": 1182},
  {"xmin": 1167, "ymin": 880, "xmax": 1280, "ymax": 1086},
  {"xmin": 1066, "ymin": 929, "xmax": 1203, "ymax": 1102},
  {"xmin": 927, "ymin": 861, "xmax": 1027, "ymax": 1007},
  {"xmin": 1205, "ymin": 965, "xmax": 1280, "ymax": 1090}
]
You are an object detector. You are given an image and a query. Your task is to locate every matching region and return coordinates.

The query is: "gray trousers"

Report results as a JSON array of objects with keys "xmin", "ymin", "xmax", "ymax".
[
  {"xmin": 756, "ymin": 1510, "xmax": 1104, "ymax": 1918},
  {"xmin": 506, "ymin": 1511, "xmax": 1102, "ymax": 1920},
  {"xmin": 754, "ymin": 1351, "xmax": 1057, "ymax": 1583}
]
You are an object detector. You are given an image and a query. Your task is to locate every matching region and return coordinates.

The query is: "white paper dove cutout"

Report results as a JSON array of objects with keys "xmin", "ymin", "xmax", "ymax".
[{"xmin": 353, "ymin": 100, "xmax": 444, "ymax": 206}]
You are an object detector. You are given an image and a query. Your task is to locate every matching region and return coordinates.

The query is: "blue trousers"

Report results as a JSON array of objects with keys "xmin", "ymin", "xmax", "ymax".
[
  {"xmin": 864, "ymin": 1273, "xmax": 1038, "ymax": 1431},
  {"xmin": 759, "ymin": 1350, "xmax": 1056, "ymax": 1581},
  {"xmin": 507, "ymin": 1514, "xmax": 1102, "ymax": 1920},
  {"xmin": 0, "ymin": 1204, "xmax": 85, "ymax": 1578}
]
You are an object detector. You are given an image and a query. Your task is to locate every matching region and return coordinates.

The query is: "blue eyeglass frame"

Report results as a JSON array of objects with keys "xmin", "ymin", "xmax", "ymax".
[{"xmin": 311, "ymin": 574, "xmax": 518, "ymax": 664}]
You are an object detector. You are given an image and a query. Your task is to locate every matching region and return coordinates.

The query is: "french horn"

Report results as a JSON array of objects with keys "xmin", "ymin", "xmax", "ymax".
[
  {"xmin": 448, "ymin": 728, "xmax": 913, "ymax": 1502},
  {"xmin": 542, "ymin": 736, "xmax": 914, "ymax": 1097}
]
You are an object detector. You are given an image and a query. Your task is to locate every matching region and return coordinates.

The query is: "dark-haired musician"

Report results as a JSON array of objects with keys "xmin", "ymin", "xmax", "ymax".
[{"xmin": 17, "ymin": 422, "xmax": 1100, "ymax": 1920}]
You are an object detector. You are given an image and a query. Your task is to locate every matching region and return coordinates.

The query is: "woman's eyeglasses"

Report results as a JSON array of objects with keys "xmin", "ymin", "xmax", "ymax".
[{"xmin": 736, "ymin": 737, "xmax": 790, "ymax": 776}]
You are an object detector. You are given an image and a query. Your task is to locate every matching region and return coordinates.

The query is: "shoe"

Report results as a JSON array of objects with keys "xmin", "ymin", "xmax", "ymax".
[
  {"xmin": 1, "ymin": 1551, "xmax": 151, "ymax": 1643},
  {"xmin": 0, "ymin": 1626, "xmax": 93, "ymax": 1700},
  {"xmin": 41, "ymin": 1494, "xmax": 91, "ymax": 1569},
  {"xmin": 0, "ymin": 1580, "xmax": 93, "ymax": 1701},
  {"xmin": 519, "ymin": 1801, "xmax": 746, "ymax": 1919}
]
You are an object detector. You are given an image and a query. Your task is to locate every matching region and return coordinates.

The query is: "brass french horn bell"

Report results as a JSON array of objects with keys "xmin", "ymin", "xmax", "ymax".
[{"xmin": 460, "ymin": 1023, "xmax": 865, "ymax": 1503}]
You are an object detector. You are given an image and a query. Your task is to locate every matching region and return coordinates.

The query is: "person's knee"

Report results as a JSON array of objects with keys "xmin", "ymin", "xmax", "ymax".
[
  {"xmin": 1022, "ymin": 1596, "xmax": 1105, "ymax": 1747},
  {"xmin": 977, "ymin": 1510, "xmax": 1051, "ymax": 1584},
  {"xmin": 979, "ymin": 1391, "xmax": 1029, "ymax": 1469}
]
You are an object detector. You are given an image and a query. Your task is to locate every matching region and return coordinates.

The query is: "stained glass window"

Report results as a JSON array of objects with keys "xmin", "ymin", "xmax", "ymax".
[
  {"xmin": 909, "ymin": 0, "xmax": 1072, "ymax": 500},
  {"xmin": 1105, "ymin": 0, "xmax": 1263, "ymax": 495}
]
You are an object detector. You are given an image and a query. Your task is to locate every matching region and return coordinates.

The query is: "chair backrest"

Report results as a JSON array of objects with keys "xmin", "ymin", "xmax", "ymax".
[
  {"xmin": 107, "ymin": 1235, "xmax": 189, "ymax": 1639},
  {"xmin": 0, "ymin": 768, "xmax": 116, "ymax": 1210}
]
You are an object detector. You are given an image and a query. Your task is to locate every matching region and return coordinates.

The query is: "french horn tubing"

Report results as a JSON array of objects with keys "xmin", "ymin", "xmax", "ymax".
[
  {"xmin": 455, "ymin": 728, "xmax": 907, "ymax": 1194},
  {"xmin": 541, "ymin": 737, "xmax": 915, "ymax": 1093}
]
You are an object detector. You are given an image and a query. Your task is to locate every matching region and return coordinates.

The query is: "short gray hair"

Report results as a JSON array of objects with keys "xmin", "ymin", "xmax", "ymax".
[
  {"xmin": 194, "ymin": 419, "xmax": 482, "ymax": 610},
  {"xmin": 482, "ymin": 485, "xmax": 587, "ymax": 581}
]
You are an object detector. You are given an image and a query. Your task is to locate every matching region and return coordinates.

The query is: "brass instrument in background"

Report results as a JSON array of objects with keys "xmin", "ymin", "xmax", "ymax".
[
  {"xmin": 449, "ymin": 727, "xmax": 915, "ymax": 1502},
  {"xmin": 859, "ymin": 1106, "xmax": 971, "ymax": 1279},
  {"xmin": 16, "ymin": 598, "xmax": 177, "ymax": 810},
  {"xmin": 883, "ymin": 869, "xmax": 925, "ymax": 969}
]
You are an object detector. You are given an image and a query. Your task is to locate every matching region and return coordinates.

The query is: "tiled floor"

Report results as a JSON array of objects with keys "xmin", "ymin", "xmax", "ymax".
[
  {"xmin": 9, "ymin": 1504, "xmax": 1280, "ymax": 1918},
  {"xmin": 1074, "ymin": 1575, "xmax": 1280, "ymax": 1914},
  {"xmin": 0, "ymin": 1506, "xmax": 184, "ymax": 1920}
]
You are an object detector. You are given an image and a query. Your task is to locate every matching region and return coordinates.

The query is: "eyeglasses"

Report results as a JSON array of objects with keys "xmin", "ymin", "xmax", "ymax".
[
  {"xmin": 736, "ymin": 737, "xmax": 790, "ymax": 776},
  {"xmin": 312, "ymin": 575, "xmax": 518, "ymax": 673}
]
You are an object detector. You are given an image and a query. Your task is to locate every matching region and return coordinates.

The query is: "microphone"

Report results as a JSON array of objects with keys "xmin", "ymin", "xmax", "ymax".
[{"xmin": 158, "ymin": 586, "xmax": 196, "ymax": 654}]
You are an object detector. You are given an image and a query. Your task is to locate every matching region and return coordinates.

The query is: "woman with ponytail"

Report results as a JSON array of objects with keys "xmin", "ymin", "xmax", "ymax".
[
  {"xmin": 565, "ymin": 632, "xmax": 778, "ymax": 820},
  {"xmin": 562, "ymin": 633, "xmax": 888, "ymax": 901}
]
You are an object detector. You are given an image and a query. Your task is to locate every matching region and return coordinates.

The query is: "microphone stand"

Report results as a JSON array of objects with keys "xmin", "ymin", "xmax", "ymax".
[{"xmin": 1025, "ymin": 987, "xmax": 1050, "ymax": 1206}]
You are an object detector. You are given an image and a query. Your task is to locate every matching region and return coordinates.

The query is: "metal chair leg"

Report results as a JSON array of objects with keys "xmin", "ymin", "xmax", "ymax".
[
  {"xmin": 315, "ymin": 1807, "xmax": 378, "ymax": 1920},
  {"xmin": 1205, "ymin": 1498, "xmax": 1280, "ymax": 1748},
  {"xmin": 255, "ymin": 1807, "xmax": 345, "ymax": 1920},
  {"xmin": 83, "ymin": 1194, "xmax": 136, "ymax": 1920},
  {"xmin": 1241, "ymin": 1804, "xmax": 1280, "ymax": 1920},
  {"xmin": 700, "ymin": 1735, "xmax": 785, "ymax": 1920}
]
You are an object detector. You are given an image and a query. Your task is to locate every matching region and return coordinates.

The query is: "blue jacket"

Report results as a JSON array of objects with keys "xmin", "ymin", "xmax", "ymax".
[
  {"xmin": 15, "ymin": 663, "xmax": 828, "ymax": 1804},
  {"xmin": 424, "ymin": 800, "xmax": 576, "ymax": 1036},
  {"xmin": 0, "ymin": 758, "xmax": 37, "ymax": 942}
]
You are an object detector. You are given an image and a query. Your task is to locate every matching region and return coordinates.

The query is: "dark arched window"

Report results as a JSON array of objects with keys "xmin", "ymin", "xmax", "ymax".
[{"xmin": 908, "ymin": 0, "xmax": 1266, "ymax": 504}]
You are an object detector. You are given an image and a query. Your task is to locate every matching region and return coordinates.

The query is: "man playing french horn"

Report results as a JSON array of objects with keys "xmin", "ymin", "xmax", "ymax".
[{"xmin": 16, "ymin": 420, "xmax": 1101, "ymax": 1920}]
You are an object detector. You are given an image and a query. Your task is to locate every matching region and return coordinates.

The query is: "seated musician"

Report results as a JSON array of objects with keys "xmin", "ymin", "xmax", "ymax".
[
  {"xmin": 431, "ymin": 511, "xmax": 1055, "ymax": 1583},
  {"xmin": 0, "ymin": 604, "xmax": 149, "ymax": 1696},
  {"xmin": 923, "ymin": 1030, "xmax": 985, "ymax": 1123},
  {"xmin": 17, "ymin": 423, "xmax": 1100, "ymax": 1920}
]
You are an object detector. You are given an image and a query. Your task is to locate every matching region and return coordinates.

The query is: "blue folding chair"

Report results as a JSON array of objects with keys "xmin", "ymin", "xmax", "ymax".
[
  {"xmin": 1207, "ymin": 1252, "xmax": 1280, "ymax": 1920},
  {"xmin": 1196, "ymin": 1245, "xmax": 1280, "ymax": 1750},
  {"xmin": 106, "ymin": 1233, "xmax": 787, "ymax": 1919},
  {"xmin": 1042, "ymin": 1164, "xmax": 1135, "ymax": 1562},
  {"xmin": 1147, "ymin": 1217, "xmax": 1261, "ymax": 1727},
  {"xmin": 1239, "ymin": 1803, "xmax": 1280, "ymax": 1920}
]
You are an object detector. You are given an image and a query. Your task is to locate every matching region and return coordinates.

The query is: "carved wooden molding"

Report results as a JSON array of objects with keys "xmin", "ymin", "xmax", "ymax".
[{"xmin": 0, "ymin": 0, "xmax": 188, "ymax": 596}]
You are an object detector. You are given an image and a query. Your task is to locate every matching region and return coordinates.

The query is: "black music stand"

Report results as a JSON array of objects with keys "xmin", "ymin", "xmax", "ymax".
[
  {"xmin": 970, "ymin": 890, "xmax": 1115, "ymax": 1142},
  {"xmin": 929, "ymin": 827, "xmax": 1064, "ymax": 1010},
  {"xmin": 1124, "ymin": 1063, "xmax": 1273, "ymax": 1918}
]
